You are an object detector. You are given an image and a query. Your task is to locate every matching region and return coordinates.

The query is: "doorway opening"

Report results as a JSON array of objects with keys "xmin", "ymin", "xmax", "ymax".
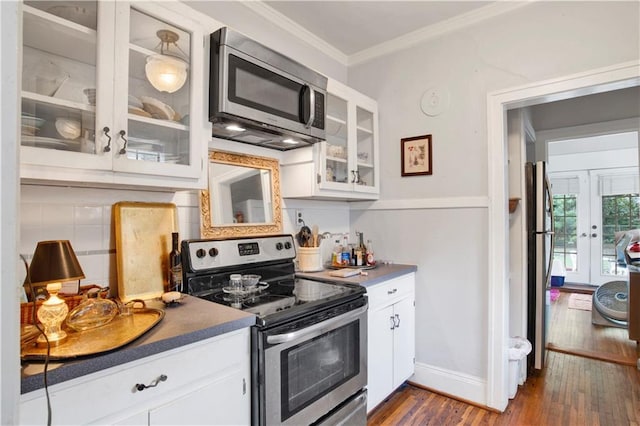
[
  {"xmin": 487, "ymin": 60, "xmax": 640, "ymax": 410},
  {"xmin": 547, "ymin": 131, "xmax": 640, "ymax": 287}
]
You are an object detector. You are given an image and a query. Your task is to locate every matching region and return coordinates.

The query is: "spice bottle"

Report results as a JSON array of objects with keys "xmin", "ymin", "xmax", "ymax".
[
  {"xmin": 332, "ymin": 239, "xmax": 342, "ymax": 266},
  {"xmin": 366, "ymin": 239, "xmax": 375, "ymax": 266},
  {"xmin": 341, "ymin": 234, "xmax": 351, "ymax": 266}
]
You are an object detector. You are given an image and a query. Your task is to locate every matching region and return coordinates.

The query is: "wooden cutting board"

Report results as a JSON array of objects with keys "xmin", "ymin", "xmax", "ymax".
[{"xmin": 114, "ymin": 202, "xmax": 178, "ymax": 302}]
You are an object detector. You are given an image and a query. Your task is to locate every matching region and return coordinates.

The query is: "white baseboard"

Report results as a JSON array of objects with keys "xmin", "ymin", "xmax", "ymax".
[{"xmin": 410, "ymin": 362, "xmax": 487, "ymax": 406}]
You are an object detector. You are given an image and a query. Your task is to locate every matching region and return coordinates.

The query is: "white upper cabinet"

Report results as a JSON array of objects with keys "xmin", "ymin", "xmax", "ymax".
[
  {"xmin": 20, "ymin": 1, "xmax": 206, "ymax": 189},
  {"xmin": 281, "ymin": 79, "xmax": 379, "ymax": 200}
]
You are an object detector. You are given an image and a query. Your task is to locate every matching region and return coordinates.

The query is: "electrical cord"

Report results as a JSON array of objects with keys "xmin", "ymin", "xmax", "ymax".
[{"xmin": 21, "ymin": 254, "xmax": 52, "ymax": 426}]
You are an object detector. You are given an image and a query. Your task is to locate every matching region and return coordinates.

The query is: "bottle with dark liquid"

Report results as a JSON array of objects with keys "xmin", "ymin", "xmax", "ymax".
[{"xmin": 168, "ymin": 232, "xmax": 183, "ymax": 292}]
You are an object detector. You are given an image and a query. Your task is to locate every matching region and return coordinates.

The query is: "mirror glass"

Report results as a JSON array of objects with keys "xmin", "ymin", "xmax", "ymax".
[{"xmin": 201, "ymin": 151, "xmax": 282, "ymax": 238}]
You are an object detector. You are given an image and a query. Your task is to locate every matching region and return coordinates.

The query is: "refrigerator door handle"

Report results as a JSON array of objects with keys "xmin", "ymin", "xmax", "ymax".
[{"xmin": 543, "ymin": 172, "xmax": 556, "ymax": 289}]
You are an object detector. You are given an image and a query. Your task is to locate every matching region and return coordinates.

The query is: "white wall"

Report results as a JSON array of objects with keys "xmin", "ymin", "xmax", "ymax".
[{"xmin": 347, "ymin": 1, "xmax": 639, "ymax": 406}]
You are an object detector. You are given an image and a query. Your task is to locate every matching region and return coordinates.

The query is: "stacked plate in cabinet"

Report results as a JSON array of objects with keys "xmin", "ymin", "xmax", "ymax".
[{"xmin": 126, "ymin": 136, "xmax": 183, "ymax": 164}]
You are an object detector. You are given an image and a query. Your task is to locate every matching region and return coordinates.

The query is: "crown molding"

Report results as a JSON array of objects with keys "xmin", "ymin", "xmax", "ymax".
[
  {"xmin": 241, "ymin": 1, "xmax": 349, "ymax": 65},
  {"xmin": 349, "ymin": 1, "xmax": 532, "ymax": 66},
  {"xmin": 243, "ymin": 1, "xmax": 532, "ymax": 69}
]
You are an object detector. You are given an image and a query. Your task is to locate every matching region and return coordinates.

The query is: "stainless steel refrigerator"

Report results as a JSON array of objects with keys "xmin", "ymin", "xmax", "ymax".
[{"xmin": 525, "ymin": 161, "xmax": 555, "ymax": 371}]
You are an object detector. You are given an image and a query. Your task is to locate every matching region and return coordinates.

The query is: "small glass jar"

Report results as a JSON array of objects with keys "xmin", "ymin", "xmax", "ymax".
[{"xmin": 229, "ymin": 274, "xmax": 242, "ymax": 292}]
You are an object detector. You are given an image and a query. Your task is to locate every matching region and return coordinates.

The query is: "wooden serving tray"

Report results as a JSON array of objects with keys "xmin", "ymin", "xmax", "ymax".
[{"xmin": 20, "ymin": 308, "xmax": 164, "ymax": 361}]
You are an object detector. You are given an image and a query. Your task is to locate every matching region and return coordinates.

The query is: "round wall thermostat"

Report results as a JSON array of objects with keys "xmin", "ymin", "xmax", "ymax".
[{"xmin": 420, "ymin": 86, "xmax": 450, "ymax": 116}]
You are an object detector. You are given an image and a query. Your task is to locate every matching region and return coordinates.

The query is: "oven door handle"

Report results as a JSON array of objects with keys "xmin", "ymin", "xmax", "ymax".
[{"xmin": 266, "ymin": 304, "xmax": 367, "ymax": 344}]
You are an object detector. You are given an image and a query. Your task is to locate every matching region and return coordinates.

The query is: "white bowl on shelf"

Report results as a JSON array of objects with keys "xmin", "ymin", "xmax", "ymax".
[{"xmin": 55, "ymin": 118, "xmax": 82, "ymax": 140}]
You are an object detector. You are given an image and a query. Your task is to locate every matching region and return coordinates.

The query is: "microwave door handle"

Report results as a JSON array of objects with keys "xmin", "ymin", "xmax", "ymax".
[
  {"xmin": 307, "ymin": 87, "xmax": 315, "ymax": 128},
  {"xmin": 301, "ymin": 85, "xmax": 314, "ymax": 128}
]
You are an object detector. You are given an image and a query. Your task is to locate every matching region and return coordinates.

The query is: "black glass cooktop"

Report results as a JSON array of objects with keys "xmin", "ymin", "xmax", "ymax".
[{"xmin": 191, "ymin": 275, "xmax": 364, "ymax": 327}]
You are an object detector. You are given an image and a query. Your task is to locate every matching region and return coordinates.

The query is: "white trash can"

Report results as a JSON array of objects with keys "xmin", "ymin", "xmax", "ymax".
[{"xmin": 508, "ymin": 337, "xmax": 532, "ymax": 399}]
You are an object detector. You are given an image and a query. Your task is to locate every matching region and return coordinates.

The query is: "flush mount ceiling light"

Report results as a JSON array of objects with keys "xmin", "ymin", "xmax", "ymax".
[{"xmin": 145, "ymin": 29, "xmax": 188, "ymax": 93}]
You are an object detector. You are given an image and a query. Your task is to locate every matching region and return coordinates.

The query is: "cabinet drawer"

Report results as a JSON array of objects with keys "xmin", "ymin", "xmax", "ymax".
[
  {"xmin": 366, "ymin": 273, "xmax": 415, "ymax": 309},
  {"xmin": 19, "ymin": 328, "xmax": 250, "ymax": 425}
]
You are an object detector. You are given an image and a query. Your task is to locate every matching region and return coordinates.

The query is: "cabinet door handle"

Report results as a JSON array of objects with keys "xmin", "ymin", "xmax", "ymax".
[
  {"xmin": 103, "ymin": 127, "xmax": 111, "ymax": 152},
  {"xmin": 135, "ymin": 374, "xmax": 167, "ymax": 392},
  {"xmin": 389, "ymin": 316, "xmax": 395, "ymax": 330},
  {"xmin": 118, "ymin": 130, "xmax": 128, "ymax": 155},
  {"xmin": 242, "ymin": 378, "xmax": 246, "ymax": 395},
  {"xmin": 394, "ymin": 313, "xmax": 400, "ymax": 328},
  {"xmin": 351, "ymin": 170, "xmax": 357, "ymax": 183}
]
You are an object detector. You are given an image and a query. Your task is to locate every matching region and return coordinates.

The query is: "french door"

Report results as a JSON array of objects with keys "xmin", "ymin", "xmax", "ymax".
[{"xmin": 552, "ymin": 168, "xmax": 640, "ymax": 286}]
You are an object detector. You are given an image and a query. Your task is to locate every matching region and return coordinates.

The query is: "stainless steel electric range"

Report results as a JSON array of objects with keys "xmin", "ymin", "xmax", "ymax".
[{"xmin": 182, "ymin": 234, "xmax": 367, "ymax": 426}]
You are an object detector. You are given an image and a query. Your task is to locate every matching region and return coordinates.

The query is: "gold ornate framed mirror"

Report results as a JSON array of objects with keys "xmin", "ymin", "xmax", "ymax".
[{"xmin": 200, "ymin": 150, "xmax": 282, "ymax": 238}]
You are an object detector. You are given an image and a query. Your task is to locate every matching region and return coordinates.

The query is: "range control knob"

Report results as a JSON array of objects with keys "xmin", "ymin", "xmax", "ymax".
[
  {"xmin": 275, "ymin": 242, "xmax": 283, "ymax": 251},
  {"xmin": 196, "ymin": 248, "xmax": 207, "ymax": 258},
  {"xmin": 284, "ymin": 241, "xmax": 292, "ymax": 250},
  {"xmin": 209, "ymin": 248, "xmax": 219, "ymax": 257}
]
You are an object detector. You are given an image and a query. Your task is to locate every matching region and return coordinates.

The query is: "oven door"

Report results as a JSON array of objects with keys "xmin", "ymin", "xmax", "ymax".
[{"xmin": 257, "ymin": 299, "xmax": 367, "ymax": 425}]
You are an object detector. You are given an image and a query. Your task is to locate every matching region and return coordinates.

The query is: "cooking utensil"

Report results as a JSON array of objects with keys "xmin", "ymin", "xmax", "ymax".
[
  {"xmin": 297, "ymin": 225, "xmax": 312, "ymax": 247},
  {"xmin": 312, "ymin": 225, "xmax": 319, "ymax": 247}
]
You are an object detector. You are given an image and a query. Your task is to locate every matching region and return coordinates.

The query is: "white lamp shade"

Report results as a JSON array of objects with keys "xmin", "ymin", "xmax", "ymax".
[{"xmin": 145, "ymin": 55, "xmax": 188, "ymax": 93}]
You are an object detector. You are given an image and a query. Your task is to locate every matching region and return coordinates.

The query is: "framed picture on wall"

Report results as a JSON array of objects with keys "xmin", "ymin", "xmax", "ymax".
[{"xmin": 401, "ymin": 134, "xmax": 432, "ymax": 176}]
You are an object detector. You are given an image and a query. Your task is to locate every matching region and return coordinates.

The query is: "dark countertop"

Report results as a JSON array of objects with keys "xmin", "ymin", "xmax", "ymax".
[
  {"xmin": 296, "ymin": 263, "xmax": 416, "ymax": 287},
  {"xmin": 21, "ymin": 295, "xmax": 256, "ymax": 394}
]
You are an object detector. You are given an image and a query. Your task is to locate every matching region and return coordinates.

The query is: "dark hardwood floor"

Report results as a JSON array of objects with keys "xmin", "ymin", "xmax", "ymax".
[
  {"xmin": 548, "ymin": 291, "xmax": 638, "ymax": 366},
  {"xmin": 368, "ymin": 291, "xmax": 640, "ymax": 425}
]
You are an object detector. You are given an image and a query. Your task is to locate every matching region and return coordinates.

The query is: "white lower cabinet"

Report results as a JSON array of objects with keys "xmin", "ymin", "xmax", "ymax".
[
  {"xmin": 366, "ymin": 273, "xmax": 415, "ymax": 413},
  {"xmin": 19, "ymin": 328, "xmax": 251, "ymax": 426}
]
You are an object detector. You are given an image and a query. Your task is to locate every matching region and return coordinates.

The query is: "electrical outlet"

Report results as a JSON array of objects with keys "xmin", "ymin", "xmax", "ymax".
[{"xmin": 295, "ymin": 210, "xmax": 304, "ymax": 225}]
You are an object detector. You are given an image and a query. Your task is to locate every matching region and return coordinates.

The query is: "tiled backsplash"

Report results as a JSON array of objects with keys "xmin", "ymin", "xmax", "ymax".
[
  {"xmin": 20, "ymin": 185, "xmax": 350, "ymax": 291},
  {"xmin": 20, "ymin": 185, "xmax": 200, "ymax": 289}
]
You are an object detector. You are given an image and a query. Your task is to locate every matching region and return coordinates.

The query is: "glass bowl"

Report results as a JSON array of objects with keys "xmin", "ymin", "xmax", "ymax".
[{"xmin": 241, "ymin": 274, "xmax": 261, "ymax": 289}]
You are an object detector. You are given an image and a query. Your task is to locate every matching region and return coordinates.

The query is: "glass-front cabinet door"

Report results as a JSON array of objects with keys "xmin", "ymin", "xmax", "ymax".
[
  {"xmin": 112, "ymin": 3, "xmax": 201, "ymax": 178},
  {"xmin": 20, "ymin": 1, "xmax": 204, "ymax": 187},
  {"xmin": 322, "ymin": 91, "xmax": 350, "ymax": 189},
  {"xmin": 21, "ymin": 1, "xmax": 111, "ymax": 170},
  {"xmin": 354, "ymin": 104, "xmax": 376, "ymax": 192},
  {"xmin": 318, "ymin": 79, "xmax": 379, "ymax": 196}
]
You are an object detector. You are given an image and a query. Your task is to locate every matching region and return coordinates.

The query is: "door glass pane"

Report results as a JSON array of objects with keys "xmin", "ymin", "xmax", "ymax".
[
  {"xmin": 325, "ymin": 93, "xmax": 348, "ymax": 184},
  {"xmin": 21, "ymin": 1, "xmax": 98, "ymax": 154},
  {"xmin": 356, "ymin": 106, "xmax": 374, "ymax": 188},
  {"xmin": 553, "ymin": 195, "xmax": 578, "ymax": 272},
  {"xmin": 127, "ymin": 8, "xmax": 191, "ymax": 165},
  {"xmin": 601, "ymin": 194, "xmax": 640, "ymax": 277},
  {"xmin": 281, "ymin": 321, "xmax": 360, "ymax": 421},
  {"xmin": 229, "ymin": 55, "xmax": 301, "ymax": 120}
]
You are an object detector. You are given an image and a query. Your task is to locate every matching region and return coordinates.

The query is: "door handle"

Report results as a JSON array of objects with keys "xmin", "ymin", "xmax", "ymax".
[
  {"xmin": 103, "ymin": 127, "xmax": 111, "ymax": 152},
  {"xmin": 394, "ymin": 314, "xmax": 400, "ymax": 328},
  {"xmin": 266, "ymin": 304, "xmax": 367, "ymax": 344},
  {"xmin": 389, "ymin": 316, "xmax": 395, "ymax": 330},
  {"xmin": 580, "ymin": 233, "xmax": 588, "ymax": 237}
]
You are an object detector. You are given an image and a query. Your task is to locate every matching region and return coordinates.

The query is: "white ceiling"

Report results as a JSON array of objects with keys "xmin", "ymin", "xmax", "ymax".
[{"xmin": 263, "ymin": 1, "xmax": 493, "ymax": 56}]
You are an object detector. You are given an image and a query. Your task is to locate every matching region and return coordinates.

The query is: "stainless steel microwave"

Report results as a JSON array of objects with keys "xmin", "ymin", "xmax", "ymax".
[{"xmin": 209, "ymin": 27, "xmax": 327, "ymax": 150}]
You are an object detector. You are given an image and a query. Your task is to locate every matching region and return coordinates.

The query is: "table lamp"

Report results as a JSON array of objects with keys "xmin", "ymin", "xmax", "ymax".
[{"xmin": 29, "ymin": 240, "xmax": 85, "ymax": 346}]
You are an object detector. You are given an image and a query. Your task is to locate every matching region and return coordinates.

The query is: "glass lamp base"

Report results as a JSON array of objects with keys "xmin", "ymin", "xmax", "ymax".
[{"xmin": 36, "ymin": 330, "xmax": 67, "ymax": 347}]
